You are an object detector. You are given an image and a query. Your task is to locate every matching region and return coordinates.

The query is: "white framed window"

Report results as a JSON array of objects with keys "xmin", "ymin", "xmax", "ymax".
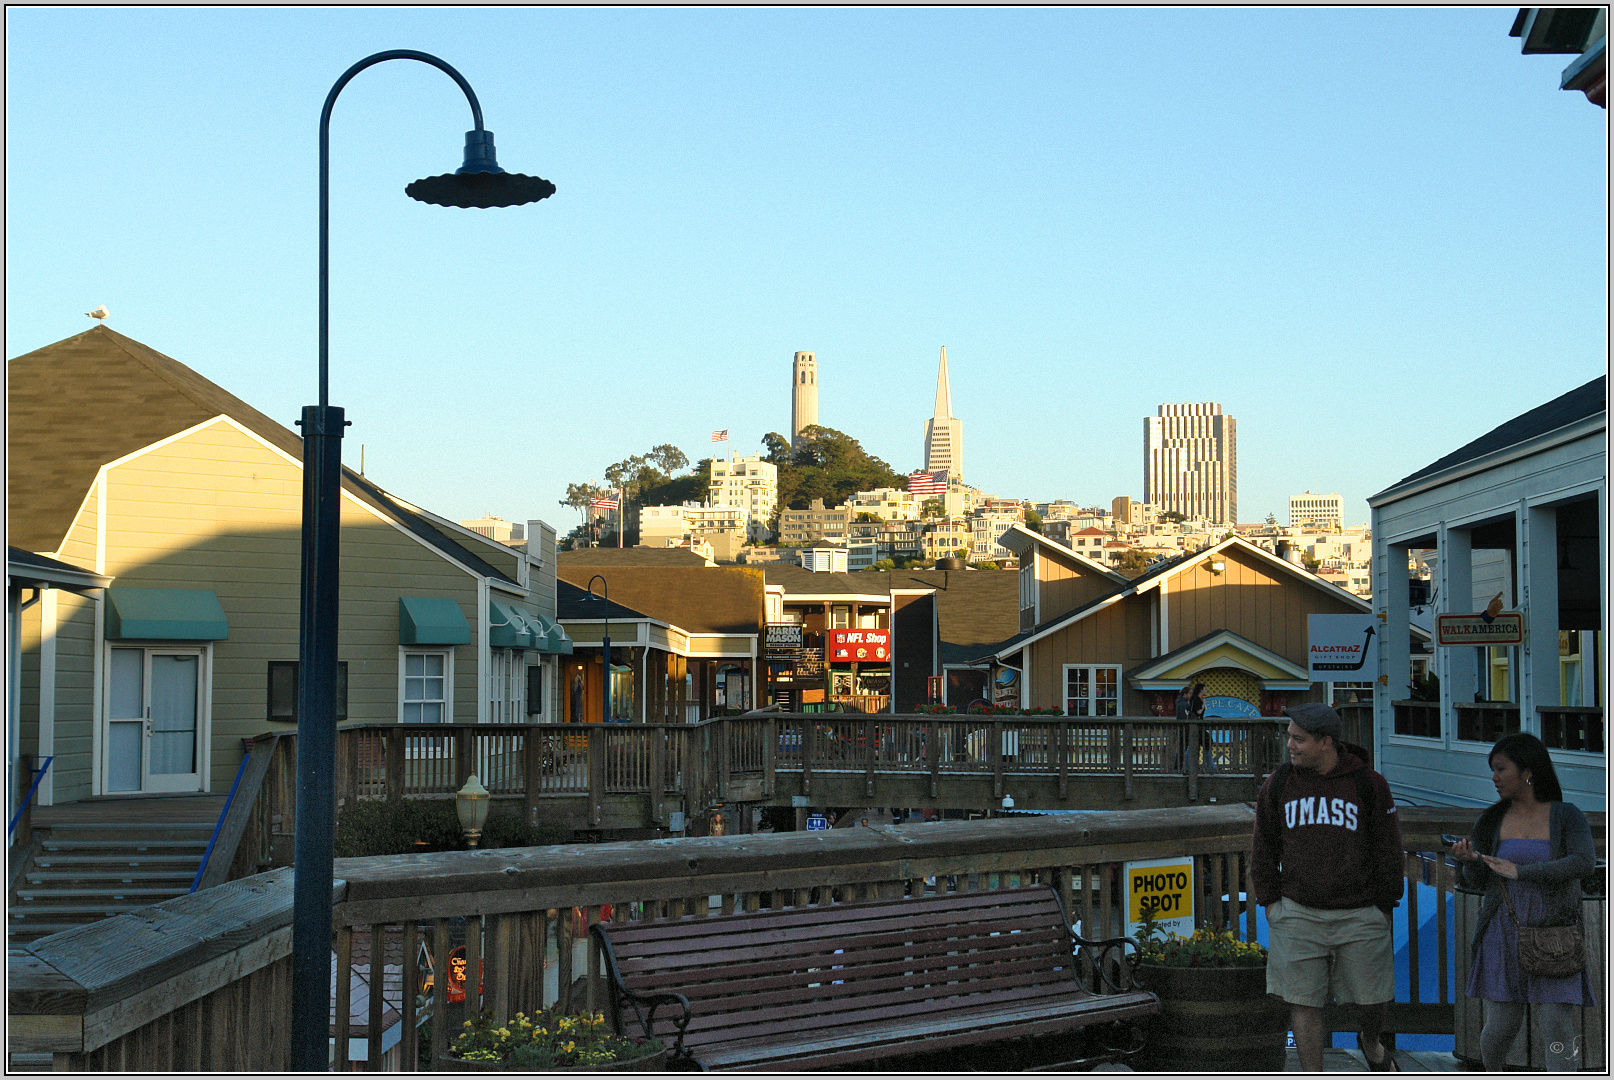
[
  {"xmin": 1064, "ymin": 664, "xmax": 1121, "ymax": 717},
  {"xmin": 400, "ymin": 649, "xmax": 452, "ymax": 723},
  {"xmin": 488, "ymin": 650, "xmax": 528, "ymax": 725},
  {"xmin": 1019, "ymin": 557, "xmax": 1036, "ymax": 611}
]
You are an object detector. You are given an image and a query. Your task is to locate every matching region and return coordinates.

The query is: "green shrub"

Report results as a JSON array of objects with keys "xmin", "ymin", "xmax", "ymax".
[
  {"xmin": 480, "ymin": 809, "xmax": 570, "ymax": 849},
  {"xmin": 334, "ymin": 798, "xmax": 462, "ymax": 857},
  {"xmin": 335, "ymin": 799, "xmax": 570, "ymax": 857}
]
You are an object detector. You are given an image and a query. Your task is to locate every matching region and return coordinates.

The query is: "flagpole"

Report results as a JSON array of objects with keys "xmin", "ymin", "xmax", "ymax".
[{"xmin": 617, "ymin": 487, "xmax": 624, "ymax": 548}]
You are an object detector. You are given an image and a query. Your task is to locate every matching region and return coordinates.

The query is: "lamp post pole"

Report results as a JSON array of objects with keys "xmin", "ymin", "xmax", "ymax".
[
  {"xmin": 291, "ymin": 50, "xmax": 552, "ymax": 1071},
  {"xmin": 587, "ymin": 575, "xmax": 610, "ymax": 724}
]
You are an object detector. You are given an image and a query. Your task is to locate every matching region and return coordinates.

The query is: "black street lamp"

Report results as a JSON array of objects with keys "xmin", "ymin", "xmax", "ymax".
[
  {"xmin": 292, "ymin": 49, "xmax": 552, "ymax": 1071},
  {"xmin": 586, "ymin": 574, "xmax": 611, "ymax": 724}
]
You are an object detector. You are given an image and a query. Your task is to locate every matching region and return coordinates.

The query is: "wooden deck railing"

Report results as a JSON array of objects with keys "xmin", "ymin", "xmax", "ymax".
[
  {"xmin": 9, "ymin": 806, "xmax": 1249, "ymax": 1070},
  {"xmin": 9, "ymin": 806, "xmax": 1606, "ymax": 1071},
  {"xmin": 279, "ymin": 715, "xmax": 1291, "ymax": 825}
]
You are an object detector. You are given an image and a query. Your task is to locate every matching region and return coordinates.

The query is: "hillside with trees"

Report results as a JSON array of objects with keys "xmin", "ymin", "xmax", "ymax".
[
  {"xmin": 560, "ymin": 426, "xmax": 907, "ymax": 547},
  {"xmin": 761, "ymin": 425, "xmax": 908, "ymax": 529}
]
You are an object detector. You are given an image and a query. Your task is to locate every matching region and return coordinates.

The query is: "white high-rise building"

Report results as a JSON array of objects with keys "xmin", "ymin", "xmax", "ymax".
[
  {"xmin": 791, "ymin": 351, "xmax": 818, "ymax": 451},
  {"xmin": 922, "ymin": 346, "xmax": 963, "ymax": 480},
  {"xmin": 709, "ymin": 454, "xmax": 779, "ymax": 541},
  {"xmin": 1289, "ymin": 491, "xmax": 1344, "ymax": 530},
  {"xmin": 1144, "ymin": 402, "xmax": 1237, "ymax": 525}
]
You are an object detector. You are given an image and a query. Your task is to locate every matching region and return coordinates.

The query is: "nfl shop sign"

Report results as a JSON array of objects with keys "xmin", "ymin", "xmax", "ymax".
[
  {"xmin": 828, "ymin": 628, "xmax": 890, "ymax": 662},
  {"xmin": 1123, "ymin": 857, "xmax": 1195, "ymax": 942},
  {"xmin": 1306, "ymin": 614, "xmax": 1377, "ymax": 681}
]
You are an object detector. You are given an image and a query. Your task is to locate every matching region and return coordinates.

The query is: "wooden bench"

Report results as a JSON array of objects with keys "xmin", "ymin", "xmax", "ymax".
[{"xmin": 589, "ymin": 885, "xmax": 1159, "ymax": 1071}]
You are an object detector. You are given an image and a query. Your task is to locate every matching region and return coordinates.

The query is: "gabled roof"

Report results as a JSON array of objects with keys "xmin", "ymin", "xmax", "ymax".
[
  {"xmin": 559, "ymin": 547, "xmax": 714, "ymax": 568},
  {"xmin": 1373, "ymin": 375, "xmax": 1606, "ymax": 500},
  {"xmin": 556, "ymin": 565, "xmax": 764, "ymax": 636},
  {"xmin": 7, "ymin": 546, "xmax": 113, "ymax": 593},
  {"xmin": 887, "ymin": 569, "xmax": 1020, "ymax": 667},
  {"xmin": 555, "ymin": 578, "xmax": 654, "ymax": 622},
  {"xmin": 6, "ymin": 326, "xmax": 514, "ymax": 583},
  {"xmin": 981, "ymin": 536, "xmax": 1370, "ymax": 662},
  {"xmin": 997, "ymin": 524, "xmax": 1129, "ymax": 584},
  {"xmin": 763, "ymin": 563, "xmax": 895, "ymax": 599},
  {"xmin": 1125, "ymin": 629, "xmax": 1310, "ymax": 687}
]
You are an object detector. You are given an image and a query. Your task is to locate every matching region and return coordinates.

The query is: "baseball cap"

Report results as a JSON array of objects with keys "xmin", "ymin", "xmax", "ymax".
[{"xmin": 1284, "ymin": 702, "xmax": 1342, "ymax": 739}]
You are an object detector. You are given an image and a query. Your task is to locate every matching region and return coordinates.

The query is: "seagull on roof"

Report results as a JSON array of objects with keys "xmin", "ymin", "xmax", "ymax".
[{"xmin": 86, "ymin": 306, "xmax": 109, "ymax": 322}]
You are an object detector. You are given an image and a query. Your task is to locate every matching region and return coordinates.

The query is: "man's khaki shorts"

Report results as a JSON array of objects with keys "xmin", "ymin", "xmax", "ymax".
[{"xmin": 1265, "ymin": 896, "xmax": 1394, "ymax": 1008}]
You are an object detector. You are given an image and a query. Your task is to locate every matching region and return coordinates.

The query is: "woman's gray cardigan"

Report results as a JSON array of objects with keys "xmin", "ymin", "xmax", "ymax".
[{"xmin": 1457, "ymin": 800, "xmax": 1596, "ymax": 961}]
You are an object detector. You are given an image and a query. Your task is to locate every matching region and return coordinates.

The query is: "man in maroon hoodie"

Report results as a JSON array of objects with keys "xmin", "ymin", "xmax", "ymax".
[{"xmin": 1253, "ymin": 703, "xmax": 1403, "ymax": 1072}]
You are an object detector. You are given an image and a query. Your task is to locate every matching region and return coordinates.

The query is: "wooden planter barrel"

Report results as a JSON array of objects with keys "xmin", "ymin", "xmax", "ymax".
[{"xmin": 1131, "ymin": 963, "xmax": 1288, "ymax": 1072}]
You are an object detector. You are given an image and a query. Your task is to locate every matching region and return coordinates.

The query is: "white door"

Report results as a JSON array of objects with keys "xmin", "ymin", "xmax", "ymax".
[{"xmin": 107, "ymin": 647, "xmax": 204, "ymax": 793}]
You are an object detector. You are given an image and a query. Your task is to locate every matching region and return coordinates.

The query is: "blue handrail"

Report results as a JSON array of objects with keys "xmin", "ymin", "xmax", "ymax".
[
  {"xmin": 8, "ymin": 756, "xmax": 53, "ymax": 838},
  {"xmin": 191, "ymin": 749, "xmax": 253, "ymax": 893}
]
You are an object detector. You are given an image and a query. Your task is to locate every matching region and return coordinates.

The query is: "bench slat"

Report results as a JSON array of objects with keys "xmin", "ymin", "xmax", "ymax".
[
  {"xmin": 627, "ymin": 953, "xmax": 1081, "ymax": 1022},
  {"xmin": 616, "ymin": 925, "xmax": 1068, "ymax": 986},
  {"xmin": 663, "ymin": 980, "xmax": 1091, "ymax": 1046},
  {"xmin": 593, "ymin": 884, "xmax": 1157, "ymax": 1071},
  {"xmin": 697, "ymin": 991, "xmax": 1158, "ymax": 1071}
]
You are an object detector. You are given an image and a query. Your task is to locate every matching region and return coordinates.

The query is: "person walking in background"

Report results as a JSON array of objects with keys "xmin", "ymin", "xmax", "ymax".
[
  {"xmin": 1451, "ymin": 733, "xmax": 1595, "ymax": 1072},
  {"xmin": 1175, "ymin": 682, "xmax": 1216, "ymax": 771},
  {"xmin": 1252, "ymin": 703, "xmax": 1404, "ymax": 1072}
]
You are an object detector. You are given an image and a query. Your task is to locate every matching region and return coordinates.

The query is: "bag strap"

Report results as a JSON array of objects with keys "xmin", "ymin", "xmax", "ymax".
[{"xmin": 1495, "ymin": 865, "xmax": 1583, "ymax": 931}]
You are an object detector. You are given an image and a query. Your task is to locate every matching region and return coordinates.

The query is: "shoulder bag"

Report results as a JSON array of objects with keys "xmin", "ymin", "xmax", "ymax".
[{"xmin": 1501, "ymin": 882, "xmax": 1585, "ymax": 978}]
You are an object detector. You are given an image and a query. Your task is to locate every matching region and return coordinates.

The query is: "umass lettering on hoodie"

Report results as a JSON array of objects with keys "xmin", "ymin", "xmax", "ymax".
[{"xmin": 1251, "ymin": 744, "xmax": 1403, "ymax": 915}]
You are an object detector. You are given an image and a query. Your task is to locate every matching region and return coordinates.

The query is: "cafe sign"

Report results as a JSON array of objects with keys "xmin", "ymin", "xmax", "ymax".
[
  {"xmin": 828, "ymin": 628, "xmax": 890, "ymax": 663},
  {"xmin": 1436, "ymin": 612, "xmax": 1524, "ymax": 646}
]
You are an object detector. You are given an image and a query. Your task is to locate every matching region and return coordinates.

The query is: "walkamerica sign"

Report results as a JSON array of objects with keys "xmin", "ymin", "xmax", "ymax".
[{"xmin": 1436, "ymin": 612, "xmax": 1524, "ymax": 646}]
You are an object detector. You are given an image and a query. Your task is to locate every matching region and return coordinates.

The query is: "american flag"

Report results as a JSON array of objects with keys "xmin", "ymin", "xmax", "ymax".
[
  {"xmin": 588, "ymin": 496, "xmax": 618, "ymax": 511},
  {"xmin": 907, "ymin": 470, "xmax": 948, "ymax": 497},
  {"xmin": 711, "ymin": 429, "xmax": 729, "ymax": 442}
]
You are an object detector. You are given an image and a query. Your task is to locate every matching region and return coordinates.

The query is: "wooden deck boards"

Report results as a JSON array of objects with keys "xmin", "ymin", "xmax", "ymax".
[{"xmin": 30, "ymin": 794, "xmax": 227, "ymax": 827}]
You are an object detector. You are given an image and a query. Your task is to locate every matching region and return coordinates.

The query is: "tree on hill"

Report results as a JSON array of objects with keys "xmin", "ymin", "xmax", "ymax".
[
  {"xmin": 920, "ymin": 498, "xmax": 945, "ymax": 520},
  {"xmin": 1022, "ymin": 504, "xmax": 1043, "ymax": 533},
  {"xmin": 1114, "ymin": 549, "xmax": 1158, "ymax": 578},
  {"xmin": 761, "ymin": 425, "xmax": 907, "ymax": 527}
]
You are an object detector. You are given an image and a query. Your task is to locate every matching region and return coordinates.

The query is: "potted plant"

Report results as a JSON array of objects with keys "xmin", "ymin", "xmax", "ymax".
[
  {"xmin": 440, "ymin": 1008, "xmax": 667, "ymax": 1072},
  {"xmin": 1128, "ymin": 906, "xmax": 1287, "ymax": 1072}
]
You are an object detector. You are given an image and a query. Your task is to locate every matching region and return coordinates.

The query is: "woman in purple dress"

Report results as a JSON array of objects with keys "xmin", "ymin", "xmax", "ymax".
[{"xmin": 1452, "ymin": 733, "xmax": 1595, "ymax": 1071}]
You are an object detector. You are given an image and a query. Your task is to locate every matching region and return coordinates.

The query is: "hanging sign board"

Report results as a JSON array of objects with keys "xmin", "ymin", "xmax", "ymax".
[
  {"xmin": 1123, "ymin": 856, "xmax": 1196, "ymax": 942},
  {"xmin": 1436, "ymin": 612, "xmax": 1524, "ymax": 646},
  {"xmin": 765, "ymin": 623, "xmax": 803, "ymax": 654},
  {"xmin": 1307, "ymin": 614, "xmax": 1377, "ymax": 680},
  {"xmin": 828, "ymin": 628, "xmax": 890, "ymax": 663}
]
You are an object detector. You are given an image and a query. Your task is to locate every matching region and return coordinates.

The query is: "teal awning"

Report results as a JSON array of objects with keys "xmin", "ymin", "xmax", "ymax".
[
  {"xmin": 488, "ymin": 601, "xmax": 574, "ymax": 654},
  {"xmin": 398, "ymin": 596, "xmax": 471, "ymax": 645},
  {"xmin": 546, "ymin": 621, "xmax": 575, "ymax": 655},
  {"xmin": 489, "ymin": 600, "xmax": 543, "ymax": 649},
  {"xmin": 105, "ymin": 588, "xmax": 228, "ymax": 641}
]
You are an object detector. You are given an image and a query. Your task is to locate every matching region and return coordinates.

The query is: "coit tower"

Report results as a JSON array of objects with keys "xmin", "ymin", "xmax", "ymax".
[{"xmin": 791, "ymin": 351, "xmax": 818, "ymax": 451}]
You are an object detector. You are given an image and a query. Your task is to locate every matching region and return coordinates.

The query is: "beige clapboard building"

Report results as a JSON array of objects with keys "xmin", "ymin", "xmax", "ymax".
[{"xmin": 7, "ymin": 326, "xmax": 572, "ymax": 806}]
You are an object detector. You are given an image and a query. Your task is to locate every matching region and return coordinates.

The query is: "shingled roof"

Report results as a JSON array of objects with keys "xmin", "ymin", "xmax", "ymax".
[
  {"xmin": 559, "ymin": 547, "xmax": 713, "ymax": 568},
  {"xmin": 7, "ymin": 326, "xmax": 514, "ymax": 583},
  {"xmin": 556, "ymin": 565, "xmax": 765, "ymax": 636}
]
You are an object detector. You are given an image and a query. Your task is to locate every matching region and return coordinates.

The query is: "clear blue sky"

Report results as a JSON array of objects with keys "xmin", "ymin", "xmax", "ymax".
[{"xmin": 7, "ymin": 8, "xmax": 1606, "ymax": 533}]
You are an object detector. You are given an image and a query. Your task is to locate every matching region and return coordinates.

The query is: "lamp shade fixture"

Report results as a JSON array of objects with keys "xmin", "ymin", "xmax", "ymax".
[{"xmin": 407, "ymin": 129, "xmax": 556, "ymax": 208}]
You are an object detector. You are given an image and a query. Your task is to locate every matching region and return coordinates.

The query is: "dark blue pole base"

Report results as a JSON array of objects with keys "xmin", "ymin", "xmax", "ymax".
[{"xmin": 291, "ymin": 404, "xmax": 345, "ymax": 1071}]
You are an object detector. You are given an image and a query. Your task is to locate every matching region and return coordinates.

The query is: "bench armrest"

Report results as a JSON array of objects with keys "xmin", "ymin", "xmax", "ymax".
[
  {"xmin": 1071, "ymin": 931, "xmax": 1143, "ymax": 994},
  {"xmin": 589, "ymin": 924, "xmax": 693, "ymax": 1059}
]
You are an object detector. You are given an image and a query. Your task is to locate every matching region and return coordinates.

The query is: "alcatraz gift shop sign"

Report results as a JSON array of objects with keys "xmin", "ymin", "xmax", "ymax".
[{"xmin": 828, "ymin": 628, "xmax": 890, "ymax": 663}]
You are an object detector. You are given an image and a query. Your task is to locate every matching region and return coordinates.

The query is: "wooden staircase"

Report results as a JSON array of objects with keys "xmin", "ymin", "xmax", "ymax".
[{"xmin": 9, "ymin": 822, "xmax": 213, "ymax": 942}]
